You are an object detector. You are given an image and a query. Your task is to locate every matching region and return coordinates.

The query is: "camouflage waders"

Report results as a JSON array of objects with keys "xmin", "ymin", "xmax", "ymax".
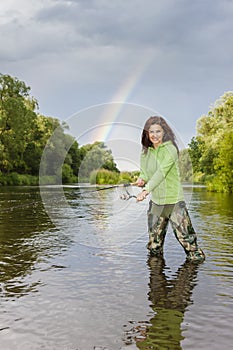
[{"xmin": 147, "ymin": 200, "xmax": 205, "ymax": 262}]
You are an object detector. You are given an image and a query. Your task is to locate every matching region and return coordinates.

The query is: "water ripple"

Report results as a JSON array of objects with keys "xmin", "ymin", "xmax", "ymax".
[{"xmin": 0, "ymin": 187, "xmax": 233, "ymax": 349}]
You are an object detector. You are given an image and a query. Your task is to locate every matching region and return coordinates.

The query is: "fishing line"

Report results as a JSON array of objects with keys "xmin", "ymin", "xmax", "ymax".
[
  {"xmin": 82, "ymin": 182, "xmax": 138, "ymax": 193},
  {"xmin": 0, "ymin": 183, "xmax": 140, "ymax": 214}
]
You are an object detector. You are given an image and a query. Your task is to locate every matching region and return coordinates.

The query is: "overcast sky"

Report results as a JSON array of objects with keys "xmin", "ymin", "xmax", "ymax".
[{"xmin": 1, "ymin": 0, "xmax": 233, "ymax": 169}]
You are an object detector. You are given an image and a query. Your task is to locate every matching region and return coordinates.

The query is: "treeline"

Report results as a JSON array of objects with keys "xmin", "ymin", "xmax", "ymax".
[
  {"xmin": 0, "ymin": 74, "xmax": 122, "ymax": 186},
  {"xmin": 188, "ymin": 91, "xmax": 233, "ymax": 193},
  {"xmin": 1, "ymin": 74, "xmax": 232, "ymax": 192}
]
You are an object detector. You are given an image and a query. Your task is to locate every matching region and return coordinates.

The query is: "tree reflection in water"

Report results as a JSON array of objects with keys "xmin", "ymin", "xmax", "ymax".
[
  {"xmin": 124, "ymin": 257, "xmax": 201, "ymax": 349},
  {"xmin": 0, "ymin": 188, "xmax": 72, "ymax": 300}
]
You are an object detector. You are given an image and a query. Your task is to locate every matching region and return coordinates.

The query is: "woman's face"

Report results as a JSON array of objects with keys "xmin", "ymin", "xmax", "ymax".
[{"xmin": 148, "ymin": 123, "xmax": 164, "ymax": 148}]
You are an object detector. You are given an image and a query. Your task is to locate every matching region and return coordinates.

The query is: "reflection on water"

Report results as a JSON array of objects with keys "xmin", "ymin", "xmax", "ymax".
[
  {"xmin": 124, "ymin": 257, "xmax": 200, "ymax": 349},
  {"xmin": 0, "ymin": 187, "xmax": 72, "ymax": 299},
  {"xmin": 0, "ymin": 186, "xmax": 233, "ymax": 349},
  {"xmin": 191, "ymin": 190, "xmax": 233, "ymax": 278}
]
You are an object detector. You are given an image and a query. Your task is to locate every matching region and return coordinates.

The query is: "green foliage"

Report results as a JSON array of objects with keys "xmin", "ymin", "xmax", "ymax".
[
  {"xmin": 62, "ymin": 163, "xmax": 77, "ymax": 183},
  {"xmin": 0, "ymin": 171, "xmax": 38, "ymax": 186},
  {"xmin": 90, "ymin": 168, "xmax": 120, "ymax": 185},
  {"xmin": 89, "ymin": 169, "xmax": 139, "ymax": 186},
  {"xmin": 0, "ymin": 73, "xmax": 122, "ymax": 186},
  {"xmin": 40, "ymin": 125, "xmax": 70, "ymax": 178},
  {"xmin": 0, "ymin": 74, "xmax": 40, "ymax": 173},
  {"xmin": 67, "ymin": 140, "xmax": 81, "ymax": 176},
  {"xmin": 0, "ymin": 74, "xmax": 135, "ymax": 187},
  {"xmin": 118, "ymin": 171, "xmax": 139, "ymax": 184},
  {"xmin": 0, "ymin": 73, "xmax": 85, "ymax": 185},
  {"xmin": 3, "ymin": 73, "xmax": 232, "ymax": 192},
  {"xmin": 179, "ymin": 149, "xmax": 193, "ymax": 182},
  {"xmin": 206, "ymin": 130, "xmax": 233, "ymax": 192},
  {"xmin": 189, "ymin": 91, "xmax": 233, "ymax": 192},
  {"xmin": 0, "ymin": 73, "xmax": 30, "ymax": 103},
  {"xmin": 78, "ymin": 142, "xmax": 119, "ymax": 181},
  {"xmin": 188, "ymin": 137, "xmax": 203, "ymax": 173}
]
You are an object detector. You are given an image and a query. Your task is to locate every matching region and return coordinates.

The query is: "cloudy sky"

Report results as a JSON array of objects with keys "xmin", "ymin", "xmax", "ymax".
[{"xmin": 1, "ymin": 0, "xmax": 233, "ymax": 168}]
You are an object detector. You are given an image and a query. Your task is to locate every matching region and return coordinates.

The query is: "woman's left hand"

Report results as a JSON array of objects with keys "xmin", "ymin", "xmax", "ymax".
[
  {"xmin": 136, "ymin": 178, "xmax": 145, "ymax": 187},
  {"xmin": 136, "ymin": 190, "xmax": 149, "ymax": 202}
]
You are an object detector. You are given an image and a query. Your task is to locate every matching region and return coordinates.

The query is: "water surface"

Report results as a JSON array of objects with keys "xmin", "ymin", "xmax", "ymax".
[{"xmin": 0, "ymin": 185, "xmax": 232, "ymax": 349}]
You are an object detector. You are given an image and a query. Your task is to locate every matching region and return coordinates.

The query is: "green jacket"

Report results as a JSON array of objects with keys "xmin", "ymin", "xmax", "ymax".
[{"xmin": 139, "ymin": 141, "xmax": 184, "ymax": 205}]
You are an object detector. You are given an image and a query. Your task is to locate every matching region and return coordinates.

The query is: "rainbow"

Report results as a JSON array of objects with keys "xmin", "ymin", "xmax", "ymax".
[{"xmin": 95, "ymin": 55, "xmax": 154, "ymax": 142}]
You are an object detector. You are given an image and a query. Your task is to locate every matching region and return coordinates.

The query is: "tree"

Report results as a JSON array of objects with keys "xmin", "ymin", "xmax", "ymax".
[
  {"xmin": 40, "ymin": 124, "xmax": 71, "ymax": 179},
  {"xmin": 66, "ymin": 140, "xmax": 82, "ymax": 177},
  {"xmin": 0, "ymin": 73, "xmax": 121, "ymax": 185},
  {"xmin": 192, "ymin": 91, "xmax": 233, "ymax": 192},
  {"xmin": 0, "ymin": 73, "xmax": 30, "ymax": 101},
  {"xmin": 188, "ymin": 137, "xmax": 202, "ymax": 173},
  {"xmin": 0, "ymin": 74, "xmax": 37, "ymax": 173},
  {"xmin": 210, "ymin": 130, "xmax": 233, "ymax": 192},
  {"xmin": 23, "ymin": 115, "xmax": 61, "ymax": 175},
  {"xmin": 78, "ymin": 141, "xmax": 119, "ymax": 181},
  {"xmin": 179, "ymin": 148, "xmax": 193, "ymax": 182}
]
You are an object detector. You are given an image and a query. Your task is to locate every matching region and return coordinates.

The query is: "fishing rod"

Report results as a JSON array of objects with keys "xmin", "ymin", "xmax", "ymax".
[
  {"xmin": 81, "ymin": 182, "xmax": 139, "ymax": 200},
  {"xmin": 89, "ymin": 182, "xmax": 138, "ymax": 192}
]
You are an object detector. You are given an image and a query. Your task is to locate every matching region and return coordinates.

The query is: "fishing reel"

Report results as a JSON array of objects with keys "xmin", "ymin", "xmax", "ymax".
[{"xmin": 119, "ymin": 186, "xmax": 137, "ymax": 201}]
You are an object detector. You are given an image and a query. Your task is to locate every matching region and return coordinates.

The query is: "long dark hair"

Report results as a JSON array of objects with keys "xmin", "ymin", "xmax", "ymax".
[{"xmin": 141, "ymin": 116, "xmax": 179, "ymax": 154}]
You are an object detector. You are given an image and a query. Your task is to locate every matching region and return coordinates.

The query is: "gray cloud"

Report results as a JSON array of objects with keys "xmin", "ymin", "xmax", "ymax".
[
  {"xmin": 0, "ymin": 0, "xmax": 233, "ymax": 145},
  {"xmin": 33, "ymin": 0, "xmax": 233, "ymax": 52},
  {"xmin": 2, "ymin": 0, "xmax": 233, "ymax": 65}
]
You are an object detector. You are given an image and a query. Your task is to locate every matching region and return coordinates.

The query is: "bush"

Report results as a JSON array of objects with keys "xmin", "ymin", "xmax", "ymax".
[
  {"xmin": 90, "ymin": 168, "xmax": 120, "ymax": 185},
  {"xmin": 206, "ymin": 174, "xmax": 233, "ymax": 193},
  {"xmin": 0, "ymin": 172, "xmax": 39, "ymax": 186},
  {"xmin": 62, "ymin": 164, "xmax": 77, "ymax": 184},
  {"xmin": 118, "ymin": 171, "xmax": 137, "ymax": 184},
  {"xmin": 39, "ymin": 175, "xmax": 59, "ymax": 185}
]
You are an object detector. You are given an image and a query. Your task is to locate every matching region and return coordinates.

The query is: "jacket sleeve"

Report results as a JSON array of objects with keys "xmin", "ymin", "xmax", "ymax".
[{"xmin": 144, "ymin": 144, "xmax": 178, "ymax": 193}]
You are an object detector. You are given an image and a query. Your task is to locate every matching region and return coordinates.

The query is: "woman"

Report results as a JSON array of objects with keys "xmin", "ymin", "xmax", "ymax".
[{"xmin": 136, "ymin": 116, "xmax": 205, "ymax": 262}]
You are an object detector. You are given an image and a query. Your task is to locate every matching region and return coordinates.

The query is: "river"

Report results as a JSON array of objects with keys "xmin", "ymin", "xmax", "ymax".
[{"xmin": 0, "ymin": 185, "xmax": 232, "ymax": 350}]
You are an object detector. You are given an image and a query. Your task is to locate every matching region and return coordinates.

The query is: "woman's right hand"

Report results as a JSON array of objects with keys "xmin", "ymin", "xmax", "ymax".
[{"xmin": 136, "ymin": 178, "xmax": 145, "ymax": 187}]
